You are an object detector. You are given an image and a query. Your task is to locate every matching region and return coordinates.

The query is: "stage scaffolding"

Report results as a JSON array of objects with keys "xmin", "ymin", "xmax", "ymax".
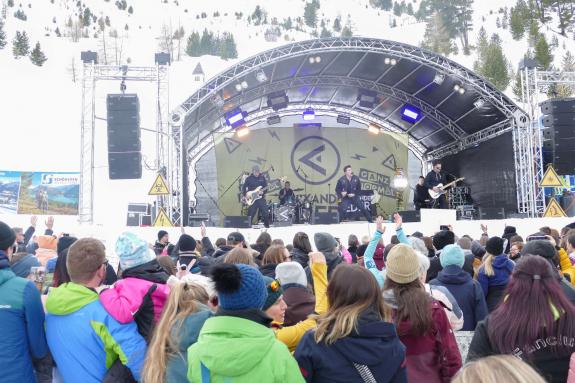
[{"xmin": 79, "ymin": 64, "xmax": 174, "ymax": 224}]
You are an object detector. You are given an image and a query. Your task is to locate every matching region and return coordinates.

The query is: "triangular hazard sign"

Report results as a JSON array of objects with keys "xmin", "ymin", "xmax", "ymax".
[
  {"xmin": 540, "ymin": 166, "xmax": 563, "ymax": 187},
  {"xmin": 153, "ymin": 208, "xmax": 174, "ymax": 227},
  {"xmin": 382, "ymin": 155, "xmax": 396, "ymax": 170},
  {"xmin": 543, "ymin": 198, "xmax": 567, "ymax": 218},
  {"xmin": 148, "ymin": 174, "xmax": 170, "ymax": 195}
]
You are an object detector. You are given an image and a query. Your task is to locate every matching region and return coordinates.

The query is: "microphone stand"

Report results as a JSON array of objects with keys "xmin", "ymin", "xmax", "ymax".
[{"xmin": 296, "ymin": 165, "xmax": 309, "ymax": 201}]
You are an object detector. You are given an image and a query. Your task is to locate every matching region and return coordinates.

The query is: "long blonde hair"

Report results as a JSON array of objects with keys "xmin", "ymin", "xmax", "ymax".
[
  {"xmin": 314, "ymin": 264, "xmax": 387, "ymax": 345},
  {"xmin": 452, "ymin": 355, "xmax": 545, "ymax": 383},
  {"xmin": 481, "ymin": 253, "xmax": 495, "ymax": 276},
  {"xmin": 142, "ymin": 283, "xmax": 209, "ymax": 383}
]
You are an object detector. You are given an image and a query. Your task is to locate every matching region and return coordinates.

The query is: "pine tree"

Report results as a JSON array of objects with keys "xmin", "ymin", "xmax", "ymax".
[
  {"xmin": 393, "ymin": 2, "xmax": 402, "ymax": 16},
  {"xmin": 512, "ymin": 70, "xmax": 523, "ymax": 101},
  {"xmin": 83, "ymin": 7, "xmax": 92, "ymax": 27},
  {"xmin": 0, "ymin": 21, "xmax": 6, "ymax": 49},
  {"xmin": 341, "ymin": 25, "xmax": 352, "ymax": 37},
  {"xmin": 474, "ymin": 33, "xmax": 511, "ymax": 90},
  {"xmin": 199, "ymin": 29, "xmax": 213, "ymax": 55},
  {"xmin": 251, "ymin": 5, "xmax": 264, "ymax": 26},
  {"xmin": 185, "ymin": 31, "xmax": 201, "ymax": 56},
  {"xmin": 12, "ymin": 30, "xmax": 29, "ymax": 58},
  {"xmin": 128, "ymin": 6, "xmax": 133, "ymax": 14},
  {"xmin": 510, "ymin": 6, "xmax": 525, "ymax": 40},
  {"xmin": 528, "ymin": 19, "xmax": 539, "ymax": 47},
  {"xmin": 555, "ymin": 51, "xmax": 575, "ymax": 97},
  {"xmin": 333, "ymin": 16, "xmax": 341, "ymax": 32},
  {"xmin": 320, "ymin": 26, "xmax": 332, "ymax": 38},
  {"xmin": 534, "ymin": 34, "xmax": 553, "ymax": 69},
  {"xmin": 421, "ymin": 12, "xmax": 456, "ymax": 56},
  {"xmin": 30, "ymin": 41, "xmax": 47, "ymax": 66},
  {"xmin": 304, "ymin": 2, "xmax": 317, "ymax": 28},
  {"xmin": 407, "ymin": 3, "xmax": 414, "ymax": 15}
]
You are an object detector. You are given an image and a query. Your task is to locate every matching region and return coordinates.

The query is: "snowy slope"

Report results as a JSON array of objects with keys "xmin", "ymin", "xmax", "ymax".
[{"xmin": 0, "ymin": 0, "xmax": 572, "ymax": 226}]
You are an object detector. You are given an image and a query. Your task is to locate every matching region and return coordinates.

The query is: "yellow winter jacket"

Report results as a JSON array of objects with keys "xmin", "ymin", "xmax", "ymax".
[
  {"xmin": 558, "ymin": 248, "xmax": 575, "ymax": 286},
  {"xmin": 274, "ymin": 262, "xmax": 328, "ymax": 352}
]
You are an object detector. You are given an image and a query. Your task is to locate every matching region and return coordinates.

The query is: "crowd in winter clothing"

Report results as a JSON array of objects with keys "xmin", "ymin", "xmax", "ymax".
[{"xmin": 2, "ymin": 215, "xmax": 575, "ymax": 382}]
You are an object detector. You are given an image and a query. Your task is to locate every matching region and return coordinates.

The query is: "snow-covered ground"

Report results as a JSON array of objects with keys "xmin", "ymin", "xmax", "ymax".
[{"xmin": 0, "ymin": 0, "xmax": 572, "ymax": 227}]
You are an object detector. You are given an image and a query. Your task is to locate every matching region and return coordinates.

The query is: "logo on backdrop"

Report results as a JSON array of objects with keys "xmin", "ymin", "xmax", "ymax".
[
  {"xmin": 291, "ymin": 136, "xmax": 341, "ymax": 185},
  {"xmin": 40, "ymin": 174, "xmax": 80, "ymax": 185}
]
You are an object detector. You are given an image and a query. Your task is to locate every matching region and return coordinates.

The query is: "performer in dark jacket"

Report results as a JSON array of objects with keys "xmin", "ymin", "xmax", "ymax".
[
  {"xmin": 242, "ymin": 165, "xmax": 270, "ymax": 228},
  {"xmin": 413, "ymin": 176, "xmax": 430, "ymax": 210},
  {"xmin": 424, "ymin": 160, "xmax": 448, "ymax": 209},
  {"xmin": 335, "ymin": 165, "xmax": 373, "ymax": 223},
  {"xmin": 278, "ymin": 181, "xmax": 295, "ymax": 205}
]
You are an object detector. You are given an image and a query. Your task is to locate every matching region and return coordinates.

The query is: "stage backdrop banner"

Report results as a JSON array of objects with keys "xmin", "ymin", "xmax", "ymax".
[
  {"xmin": 214, "ymin": 126, "xmax": 409, "ymax": 219},
  {"xmin": 15, "ymin": 172, "xmax": 80, "ymax": 215},
  {"xmin": 0, "ymin": 171, "xmax": 22, "ymax": 214}
]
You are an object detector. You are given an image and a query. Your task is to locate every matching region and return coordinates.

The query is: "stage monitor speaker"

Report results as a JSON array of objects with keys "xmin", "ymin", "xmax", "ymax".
[
  {"xmin": 397, "ymin": 210, "xmax": 421, "ymax": 223},
  {"xmin": 224, "ymin": 215, "xmax": 251, "ymax": 228},
  {"xmin": 478, "ymin": 207, "xmax": 505, "ymax": 220},
  {"xmin": 312, "ymin": 210, "xmax": 339, "ymax": 225},
  {"xmin": 128, "ymin": 203, "xmax": 150, "ymax": 214},
  {"xmin": 507, "ymin": 212, "xmax": 529, "ymax": 219},
  {"xmin": 541, "ymin": 98, "xmax": 575, "ymax": 114},
  {"xmin": 108, "ymin": 152, "xmax": 142, "ymax": 179},
  {"xmin": 188, "ymin": 213, "xmax": 210, "ymax": 227},
  {"xmin": 140, "ymin": 215, "xmax": 152, "ymax": 226},
  {"xmin": 126, "ymin": 212, "xmax": 140, "ymax": 227}
]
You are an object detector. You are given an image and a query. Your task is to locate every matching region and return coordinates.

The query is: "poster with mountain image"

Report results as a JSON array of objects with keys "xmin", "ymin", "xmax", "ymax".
[
  {"xmin": 0, "ymin": 171, "xmax": 22, "ymax": 214},
  {"xmin": 17, "ymin": 172, "xmax": 79, "ymax": 215}
]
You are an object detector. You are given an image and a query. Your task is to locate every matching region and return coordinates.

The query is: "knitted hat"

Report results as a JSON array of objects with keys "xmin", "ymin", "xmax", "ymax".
[
  {"xmin": 11, "ymin": 255, "xmax": 40, "ymax": 278},
  {"xmin": 227, "ymin": 232, "xmax": 245, "ymax": 244},
  {"xmin": 157, "ymin": 230, "xmax": 168, "ymax": 241},
  {"xmin": 314, "ymin": 232, "xmax": 337, "ymax": 253},
  {"xmin": 522, "ymin": 240, "xmax": 556, "ymax": 261},
  {"xmin": 440, "ymin": 244, "xmax": 465, "ymax": 268},
  {"xmin": 262, "ymin": 276, "xmax": 284, "ymax": 311},
  {"xmin": 503, "ymin": 226, "xmax": 517, "ymax": 236},
  {"xmin": 57, "ymin": 236, "xmax": 77, "ymax": 256},
  {"xmin": 486, "ymin": 236, "xmax": 504, "ymax": 255},
  {"xmin": 275, "ymin": 262, "xmax": 307, "ymax": 287},
  {"xmin": 211, "ymin": 263, "xmax": 266, "ymax": 310},
  {"xmin": 411, "ymin": 231, "xmax": 424, "ymax": 239},
  {"xmin": 433, "ymin": 230, "xmax": 455, "ymax": 251},
  {"xmin": 116, "ymin": 232, "xmax": 156, "ymax": 270},
  {"xmin": 385, "ymin": 244, "xmax": 420, "ymax": 284},
  {"xmin": 178, "ymin": 234, "xmax": 196, "ymax": 252},
  {"xmin": 0, "ymin": 221, "xmax": 16, "ymax": 251},
  {"xmin": 471, "ymin": 241, "xmax": 486, "ymax": 258}
]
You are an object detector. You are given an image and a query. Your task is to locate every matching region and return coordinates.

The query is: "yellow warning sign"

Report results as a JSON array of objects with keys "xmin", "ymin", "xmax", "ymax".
[
  {"xmin": 153, "ymin": 208, "xmax": 174, "ymax": 227},
  {"xmin": 149, "ymin": 174, "xmax": 170, "ymax": 195},
  {"xmin": 540, "ymin": 166, "xmax": 563, "ymax": 187},
  {"xmin": 543, "ymin": 198, "xmax": 567, "ymax": 218}
]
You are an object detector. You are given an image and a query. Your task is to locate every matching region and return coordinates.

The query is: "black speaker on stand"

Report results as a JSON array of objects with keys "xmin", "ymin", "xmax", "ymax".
[{"xmin": 107, "ymin": 94, "xmax": 142, "ymax": 179}]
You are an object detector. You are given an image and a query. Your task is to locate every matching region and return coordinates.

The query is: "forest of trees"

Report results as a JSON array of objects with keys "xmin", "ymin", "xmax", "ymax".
[{"xmin": 185, "ymin": 29, "xmax": 238, "ymax": 60}]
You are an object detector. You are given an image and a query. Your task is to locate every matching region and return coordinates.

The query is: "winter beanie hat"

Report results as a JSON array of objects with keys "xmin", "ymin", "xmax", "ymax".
[
  {"xmin": 177, "ymin": 234, "xmax": 196, "ymax": 252},
  {"xmin": 157, "ymin": 230, "xmax": 168, "ymax": 241},
  {"xmin": 386, "ymin": 244, "xmax": 420, "ymax": 284},
  {"xmin": 116, "ymin": 232, "xmax": 156, "ymax": 270},
  {"xmin": 275, "ymin": 262, "xmax": 307, "ymax": 287},
  {"xmin": 11, "ymin": 255, "xmax": 40, "ymax": 278},
  {"xmin": 522, "ymin": 240, "xmax": 556, "ymax": 261},
  {"xmin": 440, "ymin": 244, "xmax": 465, "ymax": 268},
  {"xmin": 0, "ymin": 221, "xmax": 16, "ymax": 251},
  {"xmin": 433, "ymin": 230, "xmax": 455, "ymax": 251},
  {"xmin": 314, "ymin": 232, "xmax": 337, "ymax": 253},
  {"xmin": 211, "ymin": 263, "xmax": 266, "ymax": 310},
  {"xmin": 471, "ymin": 241, "xmax": 486, "ymax": 258},
  {"xmin": 57, "ymin": 236, "xmax": 77, "ymax": 256},
  {"xmin": 262, "ymin": 276, "xmax": 284, "ymax": 311},
  {"xmin": 486, "ymin": 236, "xmax": 504, "ymax": 256}
]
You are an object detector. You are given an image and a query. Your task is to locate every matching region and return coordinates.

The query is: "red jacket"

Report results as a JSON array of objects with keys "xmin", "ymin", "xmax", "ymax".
[{"xmin": 396, "ymin": 301, "xmax": 462, "ymax": 383}]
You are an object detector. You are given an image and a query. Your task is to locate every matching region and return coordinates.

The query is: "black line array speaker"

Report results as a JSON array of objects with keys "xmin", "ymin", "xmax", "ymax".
[
  {"xmin": 540, "ymin": 98, "xmax": 575, "ymax": 175},
  {"xmin": 478, "ymin": 207, "xmax": 505, "ymax": 220},
  {"xmin": 311, "ymin": 210, "xmax": 340, "ymax": 225},
  {"xmin": 223, "ymin": 216, "xmax": 251, "ymax": 228},
  {"xmin": 107, "ymin": 94, "xmax": 142, "ymax": 179},
  {"xmin": 397, "ymin": 210, "xmax": 421, "ymax": 223}
]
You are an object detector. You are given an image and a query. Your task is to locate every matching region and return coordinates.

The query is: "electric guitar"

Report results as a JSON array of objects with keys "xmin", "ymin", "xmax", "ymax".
[
  {"xmin": 243, "ymin": 176, "xmax": 287, "ymax": 206},
  {"xmin": 428, "ymin": 177, "xmax": 465, "ymax": 200}
]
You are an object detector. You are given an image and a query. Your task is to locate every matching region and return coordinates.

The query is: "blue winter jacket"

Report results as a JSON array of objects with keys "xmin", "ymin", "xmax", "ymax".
[
  {"xmin": 45, "ymin": 282, "xmax": 147, "ymax": 383},
  {"xmin": 295, "ymin": 309, "xmax": 407, "ymax": 383},
  {"xmin": 477, "ymin": 254, "xmax": 514, "ymax": 296},
  {"xmin": 429, "ymin": 265, "xmax": 488, "ymax": 331},
  {"xmin": 0, "ymin": 266, "xmax": 48, "ymax": 383}
]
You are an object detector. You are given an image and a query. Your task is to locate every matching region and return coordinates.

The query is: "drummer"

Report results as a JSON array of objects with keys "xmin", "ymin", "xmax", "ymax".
[{"xmin": 278, "ymin": 181, "xmax": 295, "ymax": 205}]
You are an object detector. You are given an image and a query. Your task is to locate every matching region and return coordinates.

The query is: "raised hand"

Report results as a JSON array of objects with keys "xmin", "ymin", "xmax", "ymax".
[
  {"xmin": 480, "ymin": 224, "xmax": 488, "ymax": 234},
  {"xmin": 45, "ymin": 216, "xmax": 54, "ymax": 230},
  {"xmin": 393, "ymin": 213, "xmax": 402, "ymax": 230},
  {"xmin": 30, "ymin": 215, "xmax": 38, "ymax": 227},
  {"xmin": 376, "ymin": 216, "xmax": 386, "ymax": 234},
  {"xmin": 200, "ymin": 221, "xmax": 207, "ymax": 238},
  {"xmin": 309, "ymin": 251, "xmax": 326, "ymax": 265}
]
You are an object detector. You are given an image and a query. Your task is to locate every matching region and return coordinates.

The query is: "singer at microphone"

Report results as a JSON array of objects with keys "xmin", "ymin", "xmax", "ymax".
[{"xmin": 423, "ymin": 159, "xmax": 449, "ymax": 209}]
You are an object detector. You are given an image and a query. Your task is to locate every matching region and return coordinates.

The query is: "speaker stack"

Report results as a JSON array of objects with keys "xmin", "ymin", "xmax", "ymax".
[
  {"xmin": 540, "ymin": 98, "xmax": 575, "ymax": 175},
  {"xmin": 107, "ymin": 94, "xmax": 142, "ymax": 179}
]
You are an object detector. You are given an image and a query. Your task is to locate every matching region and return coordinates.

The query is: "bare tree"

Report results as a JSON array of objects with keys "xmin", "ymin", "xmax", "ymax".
[
  {"xmin": 109, "ymin": 29, "xmax": 124, "ymax": 64},
  {"xmin": 68, "ymin": 56, "xmax": 77, "ymax": 82},
  {"xmin": 97, "ymin": 17, "xmax": 108, "ymax": 64},
  {"xmin": 172, "ymin": 25, "xmax": 185, "ymax": 61},
  {"xmin": 158, "ymin": 23, "xmax": 174, "ymax": 59}
]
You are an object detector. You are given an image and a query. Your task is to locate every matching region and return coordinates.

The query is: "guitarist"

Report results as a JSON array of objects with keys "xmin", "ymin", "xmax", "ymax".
[
  {"xmin": 424, "ymin": 159, "xmax": 448, "ymax": 209},
  {"xmin": 242, "ymin": 165, "xmax": 270, "ymax": 228},
  {"xmin": 335, "ymin": 165, "xmax": 373, "ymax": 223}
]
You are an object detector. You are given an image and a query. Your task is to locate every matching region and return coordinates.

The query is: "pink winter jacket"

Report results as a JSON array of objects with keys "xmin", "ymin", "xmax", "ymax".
[
  {"xmin": 341, "ymin": 247, "xmax": 353, "ymax": 264},
  {"xmin": 99, "ymin": 277, "xmax": 170, "ymax": 324}
]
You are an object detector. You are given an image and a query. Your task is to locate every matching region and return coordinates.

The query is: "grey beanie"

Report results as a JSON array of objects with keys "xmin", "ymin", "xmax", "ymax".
[{"xmin": 314, "ymin": 232, "xmax": 337, "ymax": 253}]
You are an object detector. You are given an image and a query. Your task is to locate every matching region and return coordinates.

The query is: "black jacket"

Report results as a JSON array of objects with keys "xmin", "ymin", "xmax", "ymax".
[
  {"xmin": 242, "ymin": 174, "xmax": 267, "ymax": 196},
  {"xmin": 335, "ymin": 175, "xmax": 362, "ymax": 198},
  {"xmin": 291, "ymin": 248, "xmax": 310, "ymax": 268},
  {"xmin": 259, "ymin": 263, "xmax": 278, "ymax": 278},
  {"xmin": 414, "ymin": 184, "xmax": 430, "ymax": 204},
  {"xmin": 468, "ymin": 317, "xmax": 573, "ymax": 383},
  {"xmin": 424, "ymin": 170, "xmax": 446, "ymax": 190}
]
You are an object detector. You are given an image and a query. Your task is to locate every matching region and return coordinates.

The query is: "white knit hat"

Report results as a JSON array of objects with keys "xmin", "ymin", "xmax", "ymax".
[{"xmin": 275, "ymin": 262, "xmax": 307, "ymax": 287}]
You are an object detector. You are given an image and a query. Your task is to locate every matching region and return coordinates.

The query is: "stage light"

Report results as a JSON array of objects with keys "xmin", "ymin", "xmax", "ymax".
[
  {"xmin": 256, "ymin": 70, "xmax": 268, "ymax": 82},
  {"xmin": 401, "ymin": 104, "xmax": 421, "ymax": 123},
  {"xmin": 453, "ymin": 84, "xmax": 460, "ymax": 92},
  {"xmin": 454, "ymin": 84, "xmax": 465, "ymax": 94},
  {"xmin": 225, "ymin": 108, "xmax": 246, "ymax": 128},
  {"xmin": 473, "ymin": 98, "xmax": 485, "ymax": 108},
  {"xmin": 384, "ymin": 57, "xmax": 390, "ymax": 65},
  {"xmin": 234, "ymin": 83, "xmax": 243, "ymax": 91},
  {"xmin": 390, "ymin": 58, "xmax": 397, "ymax": 65},
  {"xmin": 368, "ymin": 124, "xmax": 380, "ymax": 135},
  {"xmin": 357, "ymin": 90, "xmax": 377, "ymax": 108},
  {"xmin": 302, "ymin": 107, "xmax": 315, "ymax": 120},
  {"xmin": 267, "ymin": 115, "xmax": 281, "ymax": 125},
  {"xmin": 308, "ymin": 56, "xmax": 321, "ymax": 64},
  {"xmin": 241, "ymin": 81, "xmax": 248, "ymax": 89},
  {"xmin": 267, "ymin": 91, "xmax": 289, "ymax": 111},
  {"xmin": 236, "ymin": 126, "xmax": 250, "ymax": 137},
  {"xmin": 458, "ymin": 87, "xmax": 466, "ymax": 95},
  {"xmin": 337, "ymin": 114, "xmax": 351, "ymax": 125},
  {"xmin": 392, "ymin": 169, "xmax": 408, "ymax": 190},
  {"xmin": 433, "ymin": 73, "xmax": 445, "ymax": 85}
]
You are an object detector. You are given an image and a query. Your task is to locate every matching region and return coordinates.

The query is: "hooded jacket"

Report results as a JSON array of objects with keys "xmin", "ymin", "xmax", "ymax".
[
  {"xmin": 477, "ymin": 254, "xmax": 514, "ymax": 311},
  {"xmin": 294, "ymin": 309, "xmax": 407, "ymax": 383},
  {"xmin": 0, "ymin": 266, "xmax": 49, "ymax": 383},
  {"xmin": 45, "ymin": 282, "xmax": 146, "ymax": 383},
  {"xmin": 430, "ymin": 265, "xmax": 488, "ymax": 331},
  {"xmin": 291, "ymin": 247, "xmax": 310, "ymax": 268},
  {"xmin": 187, "ymin": 315, "xmax": 304, "ymax": 382}
]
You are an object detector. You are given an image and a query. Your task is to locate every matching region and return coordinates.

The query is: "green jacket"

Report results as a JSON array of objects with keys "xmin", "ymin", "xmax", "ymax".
[{"xmin": 187, "ymin": 315, "xmax": 304, "ymax": 383}]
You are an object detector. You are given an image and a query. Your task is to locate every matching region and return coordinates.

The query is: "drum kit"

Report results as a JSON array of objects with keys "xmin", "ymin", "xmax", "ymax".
[{"xmin": 268, "ymin": 189, "xmax": 313, "ymax": 224}]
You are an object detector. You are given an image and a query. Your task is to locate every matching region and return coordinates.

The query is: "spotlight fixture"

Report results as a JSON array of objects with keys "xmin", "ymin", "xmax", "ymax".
[
  {"xmin": 234, "ymin": 83, "xmax": 243, "ymax": 92},
  {"xmin": 458, "ymin": 87, "xmax": 466, "ymax": 95},
  {"xmin": 454, "ymin": 84, "xmax": 465, "ymax": 94},
  {"xmin": 392, "ymin": 169, "xmax": 408, "ymax": 190},
  {"xmin": 256, "ymin": 70, "xmax": 268, "ymax": 83},
  {"xmin": 357, "ymin": 90, "xmax": 377, "ymax": 108},
  {"xmin": 368, "ymin": 124, "xmax": 380, "ymax": 135},
  {"xmin": 433, "ymin": 73, "xmax": 445, "ymax": 85},
  {"xmin": 267, "ymin": 91, "xmax": 289, "ymax": 111},
  {"xmin": 236, "ymin": 125, "xmax": 250, "ymax": 137},
  {"xmin": 337, "ymin": 114, "xmax": 351, "ymax": 125},
  {"xmin": 473, "ymin": 98, "xmax": 485, "ymax": 109},
  {"xmin": 401, "ymin": 104, "xmax": 421, "ymax": 123},
  {"xmin": 225, "ymin": 108, "xmax": 247, "ymax": 128},
  {"xmin": 241, "ymin": 81, "xmax": 248, "ymax": 89},
  {"xmin": 266, "ymin": 115, "xmax": 281, "ymax": 125},
  {"xmin": 302, "ymin": 107, "xmax": 315, "ymax": 121},
  {"xmin": 384, "ymin": 57, "xmax": 397, "ymax": 66},
  {"xmin": 308, "ymin": 56, "xmax": 321, "ymax": 64}
]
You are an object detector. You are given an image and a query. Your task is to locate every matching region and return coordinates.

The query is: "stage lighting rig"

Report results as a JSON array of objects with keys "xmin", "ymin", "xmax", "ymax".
[
  {"xmin": 225, "ymin": 108, "xmax": 247, "ymax": 128},
  {"xmin": 302, "ymin": 107, "xmax": 315, "ymax": 121},
  {"xmin": 401, "ymin": 104, "xmax": 421, "ymax": 123}
]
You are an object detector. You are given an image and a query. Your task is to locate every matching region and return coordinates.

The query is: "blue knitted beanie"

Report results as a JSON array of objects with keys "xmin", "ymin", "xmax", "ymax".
[
  {"xmin": 440, "ymin": 244, "xmax": 465, "ymax": 268},
  {"xmin": 211, "ymin": 263, "xmax": 267, "ymax": 311}
]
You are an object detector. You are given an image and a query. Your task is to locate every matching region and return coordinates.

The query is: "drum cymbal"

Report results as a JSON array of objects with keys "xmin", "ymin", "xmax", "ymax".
[{"xmin": 292, "ymin": 188, "xmax": 304, "ymax": 192}]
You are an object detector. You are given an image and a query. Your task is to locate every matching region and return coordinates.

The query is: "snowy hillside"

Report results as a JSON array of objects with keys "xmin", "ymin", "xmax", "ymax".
[{"xmin": 0, "ymin": 0, "xmax": 573, "ymax": 226}]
